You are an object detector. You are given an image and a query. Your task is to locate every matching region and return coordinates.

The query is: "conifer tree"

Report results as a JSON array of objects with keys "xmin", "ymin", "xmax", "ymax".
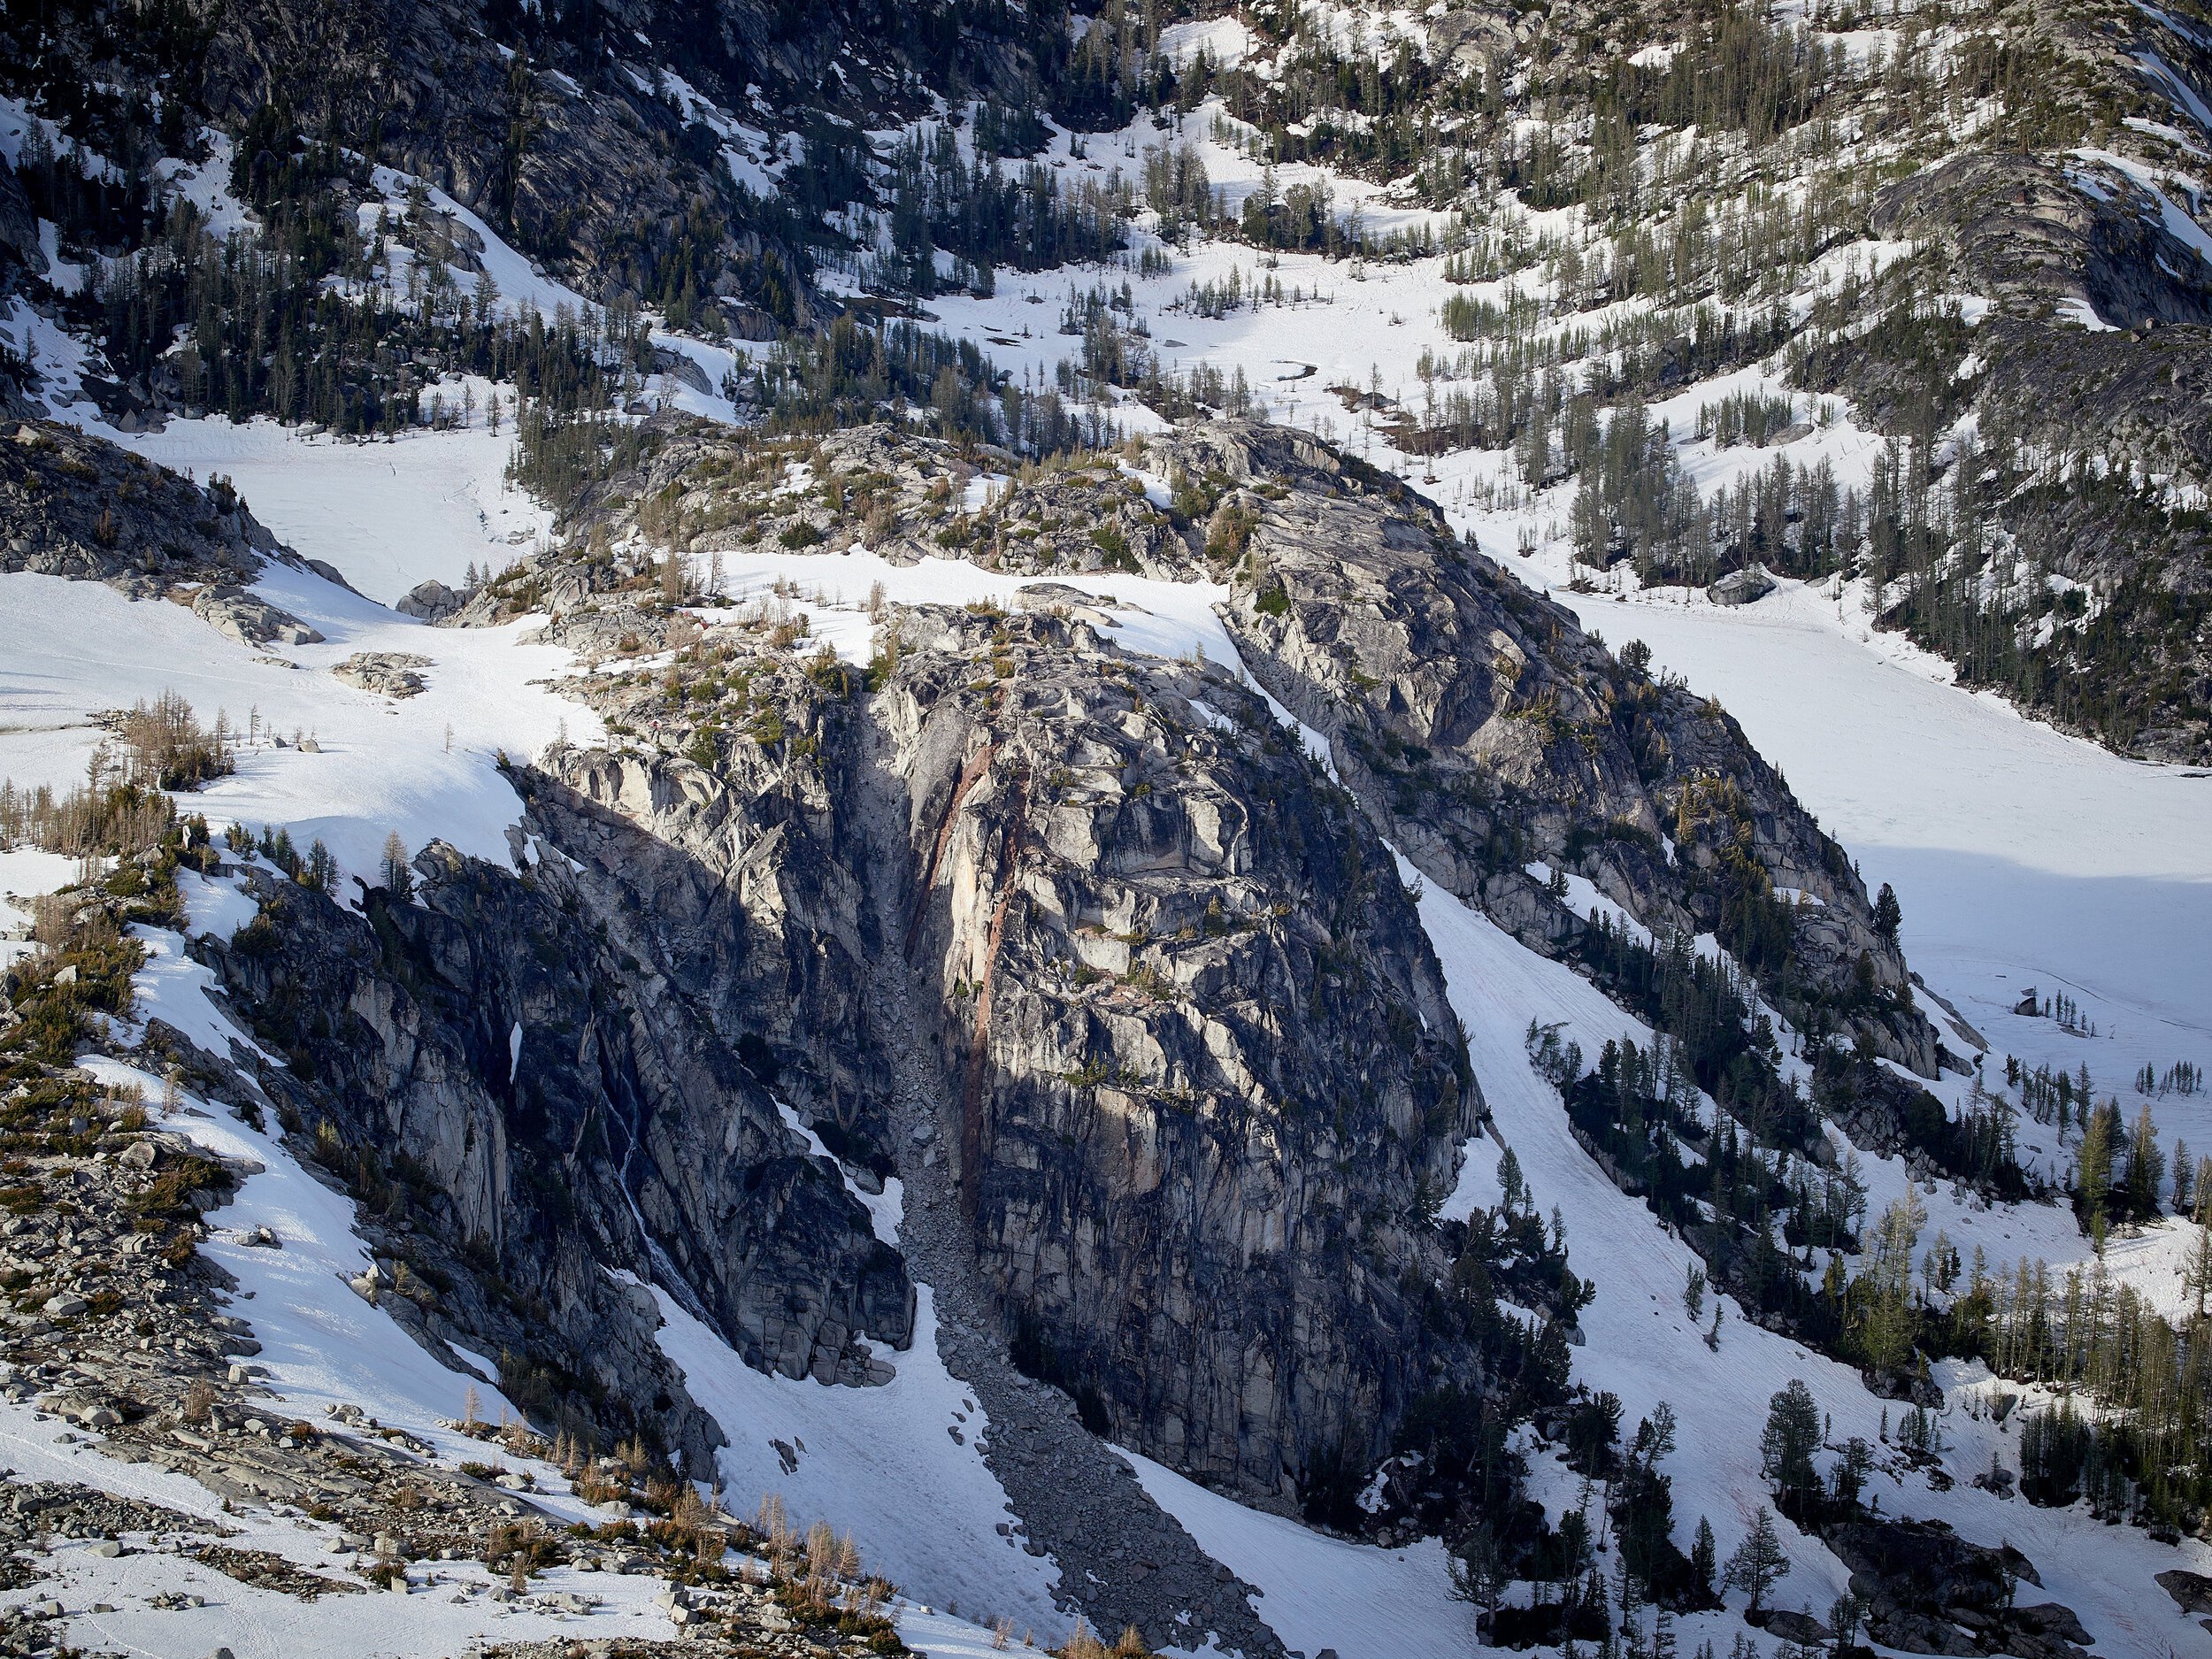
[
  {"xmin": 2077, "ymin": 1103, "xmax": 2118, "ymax": 1247},
  {"xmin": 2124, "ymin": 1102, "xmax": 2163, "ymax": 1217},
  {"xmin": 381, "ymin": 831, "xmax": 415, "ymax": 902},
  {"xmin": 1723, "ymin": 1509, "xmax": 1789, "ymax": 1616},
  {"xmin": 1760, "ymin": 1380, "xmax": 1822, "ymax": 1507},
  {"xmin": 1690, "ymin": 1517, "xmax": 1717, "ymax": 1598}
]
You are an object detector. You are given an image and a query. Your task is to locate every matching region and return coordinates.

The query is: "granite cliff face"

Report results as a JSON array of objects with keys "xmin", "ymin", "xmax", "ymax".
[
  {"xmin": 18, "ymin": 411, "xmax": 1952, "ymax": 1503},
  {"xmin": 497, "ymin": 577, "xmax": 1494, "ymax": 1508},
  {"xmin": 202, "ymin": 831, "xmax": 913, "ymax": 1458},
  {"xmin": 873, "ymin": 601, "xmax": 1479, "ymax": 1503},
  {"xmin": 529, "ymin": 718, "xmax": 894, "ymax": 1173}
]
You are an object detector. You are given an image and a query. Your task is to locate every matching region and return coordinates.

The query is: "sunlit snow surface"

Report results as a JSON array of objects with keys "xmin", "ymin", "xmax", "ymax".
[
  {"xmin": 114, "ymin": 415, "xmax": 553, "ymax": 604},
  {"xmin": 0, "ymin": 534, "xmax": 595, "ymax": 893},
  {"xmin": 650, "ymin": 1279, "xmax": 1064, "ymax": 1636}
]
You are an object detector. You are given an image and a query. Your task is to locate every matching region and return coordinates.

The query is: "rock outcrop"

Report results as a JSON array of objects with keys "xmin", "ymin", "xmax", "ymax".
[
  {"xmin": 205, "ymin": 843, "xmax": 913, "ymax": 1441},
  {"xmin": 1824, "ymin": 1517, "xmax": 2091, "ymax": 1659},
  {"xmin": 0, "ymin": 419, "xmax": 279, "ymax": 595},
  {"xmin": 874, "ymin": 602, "xmax": 1479, "ymax": 1504},
  {"xmin": 191, "ymin": 583, "xmax": 324, "ymax": 649},
  {"xmin": 332, "ymin": 651, "xmax": 430, "ymax": 697},
  {"xmin": 516, "ymin": 581, "xmax": 1500, "ymax": 1508},
  {"xmin": 396, "ymin": 579, "xmax": 466, "ymax": 622},
  {"xmin": 1187, "ymin": 422, "xmax": 1937, "ymax": 1072},
  {"xmin": 1708, "ymin": 564, "xmax": 1776, "ymax": 606}
]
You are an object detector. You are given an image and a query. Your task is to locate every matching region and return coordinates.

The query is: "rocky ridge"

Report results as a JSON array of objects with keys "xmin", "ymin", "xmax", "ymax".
[
  {"xmin": 1, "ymin": 419, "xmax": 273, "ymax": 595},
  {"xmin": 1188, "ymin": 420, "xmax": 1941, "ymax": 1072}
]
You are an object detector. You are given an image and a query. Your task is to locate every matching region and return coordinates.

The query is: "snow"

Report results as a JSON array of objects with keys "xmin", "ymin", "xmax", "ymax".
[
  {"xmin": 449, "ymin": 1342, "xmax": 503, "ymax": 1384},
  {"xmin": 2074, "ymin": 147, "xmax": 2212, "ymax": 270},
  {"xmin": 0, "ymin": 560, "xmax": 597, "ymax": 898},
  {"xmin": 366, "ymin": 167, "xmax": 587, "ymax": 322},
  {"xmin": 0, "ymin": 292, "xmax": 99, "ymax": 419},
  {"xmin": 2135, "ymin": 49, "xmax": 2212, "ymax": 134},
  {"xmin": 1157, "ymin": 18, "xmax": 1257, "ymax": 68},
  {"xmin": 104, "ymin": 415, "xmax": 552, "ymax": 604},
  {"xmin": 1121, "ymin": 1453, "xmax": 1472, "ymax": 1659},
  {"xmin": 647, "ymin": 1282, "xmax": 1065, "ymax": 1636},
  {"xmin": 179, "ymin": 865, "xmax": 262, "ymax": 941},
  {"xmin": 87, "ymin": 1050, "xmax": 512, "ymax": 1439},
  {"xmin": 1407, "ymin": 865, "xmax": 2212, "ymax": 1650},
  {"xmin": 1545, "ymin": 577, "xmax": 2211, "ymax": 1099},
  {"xmin": 153, "ymin": 131, "xmax": 254, "ymax": 238},
  {"xmin": 706, "ymin": 545, "xmax": 1238, "ymax": 669},
  {"xmin": 0, "ymin": 846, "xmax": 75, "ymax": 971},
  {"xmin": 0, "ymin": 1398, "xmax": 686, "ymax": 1659},
  {"xmin": 0, "ymin": 847, "xmax": 78, "ymax": 916}
]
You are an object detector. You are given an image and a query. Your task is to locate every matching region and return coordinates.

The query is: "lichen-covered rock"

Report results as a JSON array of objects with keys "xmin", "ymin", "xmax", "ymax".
[
  {"xmin": 332, "ymin": 651, "xmax": 430, "ymax": 698},
  {"xmin": 191, "ymin": 584, "xmax": 325, "ymax": 649}
]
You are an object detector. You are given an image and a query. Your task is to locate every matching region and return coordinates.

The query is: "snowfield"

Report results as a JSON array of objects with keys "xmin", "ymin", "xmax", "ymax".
[
  {"xmin": 1121, "ymin": 1453, "xmax": 1475, "ymax": 1659},
  {"xmin": 0, "ymin": 556, "xmax": 596, "ymax": 895},
  {"xmin": 111, "ymin": 415, "xmax": 554, "ymax": 605},
  {"xmin": 650, "ymin": 1279, "xmax": 1067, "ymax": 1640}
]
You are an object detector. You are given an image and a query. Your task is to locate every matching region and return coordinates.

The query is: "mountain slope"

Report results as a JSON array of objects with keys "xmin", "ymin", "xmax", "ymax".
[{"xmin": 1, "ymin": 1, "xmax": 2211, "ymax": 1655}]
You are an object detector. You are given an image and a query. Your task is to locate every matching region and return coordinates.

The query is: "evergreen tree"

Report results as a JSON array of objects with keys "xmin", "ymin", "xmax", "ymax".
[
  {"xmin": 1447, "ymin": 1523, "xmax": 1504, "ymax": 1639},
  {"xmin": 1872, "ymin": 882, "xmax": 1901, "ymax": 942},
  {"xmin": 1690, "ymin": 1517, "xmax": 1717, "ymax": 1598},
  {"xmin": 2124, "ymin": 1102, "xmax": 2164, "ymax": 1217},
  {"xmin": 1723, "ymin": 1508, "xmax": 1789, "ymax": 1616},
  {"xmin": 1830, "ymin": 1590, "xmax": 1865, "ymax": 1651},
  {"xmin": 1760, "ymin": 1379, "xmax": 1822, "ymax": 1508},
  {"xmin": 2076, "ymin": 1102, "xmax": 2119, "ymax": 1246},
  {"xmin": 380, "ymin": 831, "xmax": 415, "ymax": 902}
]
